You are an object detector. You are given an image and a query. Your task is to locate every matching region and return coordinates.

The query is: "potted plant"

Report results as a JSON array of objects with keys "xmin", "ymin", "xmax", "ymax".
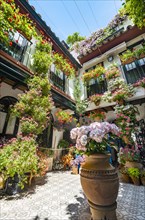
[
  {"xmin": 128, "ymin": 167, "xmax": 140, "ymax": 186},
  {"xmin": 89, "ymin": 94, "xmax": 102, "ymax": 106},
  {"xmin": 140, "ymin": 170, "xmax": 145, "ymax": 186},
  {"xmin": 83, "ymin": 65, "xmax": 105, "ymax": 83},
  {"xmin": 133, "ymin": 77, "xmax": 145, "ymax": 89},
  {"xmin": 134, "ymin": 46, "xmax": 145, "ymax": 59},
  {"xmin": 54, "ymin": 108, "xmax": 73, "ymax": 130},
  {"xmin": 0, "ymin": 136, "xmax": 38, "ymax": 190},
  {"xmin": 120, "ymin": 50, "xmax": 135, "ymax": 64},
  {"xmin": 89, "ymin": 110, "xmax": 106, "ymax": 121},
  {"xmin": 105, "ymin": 65, "xmax": 120, "ymax": 80},
  {"xmin": 118, "ymin": 147, "xmax": 142, "ymax": 169},
  {"xmin": 70, "ymin": 122, "xmax": 120, "ymax": 220},
  {"xmin": 119, "ymin": 166, "xmax": 130, "ymax": 183}
]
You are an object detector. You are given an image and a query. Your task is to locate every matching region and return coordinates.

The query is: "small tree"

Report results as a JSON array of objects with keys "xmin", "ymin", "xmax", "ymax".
[{"xmin": 66, "ymin": 32, "xmax": 85, "ymax": 47}]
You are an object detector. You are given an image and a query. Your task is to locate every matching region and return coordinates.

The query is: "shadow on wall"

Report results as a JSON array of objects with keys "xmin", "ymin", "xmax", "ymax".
[{"xmin": 66, "ymin": 191, "xmax": 91, "ymax": 220}]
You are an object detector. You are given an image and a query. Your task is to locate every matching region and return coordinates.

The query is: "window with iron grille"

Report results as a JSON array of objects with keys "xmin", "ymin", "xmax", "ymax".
[
  {"xmin": 50, "ymin": 64, "xmax": 65, "ymax": 91},
  {"xmin": 87, "ymin": 78, "xmax": 108, "ymax": 97},
  {"xmin": 122, "ymin": 58, "xmax": 145, "ymax": 84},
  {"xmin": 85, "ymin": 63, "xmax": 107, "ymax": 97},
  {"xmin": 0, "ymin": 32, "xmax": 29, "ymax": 62}
]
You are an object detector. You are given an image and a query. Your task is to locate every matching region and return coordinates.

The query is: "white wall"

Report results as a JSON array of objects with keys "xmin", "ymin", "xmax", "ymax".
[{"xmin": 1, "ymin": 82, "xmax": 23, "ymax": 99}]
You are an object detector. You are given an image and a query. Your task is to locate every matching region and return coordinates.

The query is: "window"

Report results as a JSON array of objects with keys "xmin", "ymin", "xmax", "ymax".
[
  {"xmin": 87, "ymin": 77, "xmax": 107, "ymax": 97},
  {"xmin": 85, "ymin": 63, "xmax": 107, "ymax": 97},
  {"xmin": 0, "ymin": 31, "xmax": 29, "ymax": 62},
  {"xmin": 50, "ymin": 64, "xmax": 65, "ymax": 91},
  {"xmin": 123, "ymin": 58, "xmax": 145, "ymax": 84},
  {"xmin": 0, "ymin": 96, "xmax": 19, "ymax": 140}
]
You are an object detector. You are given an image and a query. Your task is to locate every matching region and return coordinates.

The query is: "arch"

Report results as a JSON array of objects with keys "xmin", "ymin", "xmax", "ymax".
[
  {"xmin": 0, "ymin": 96, "xmax": 18, "ymax": 113},
  {"xmin": 0, "ymin": 96, "xmax": 19, "ymax": 139}
]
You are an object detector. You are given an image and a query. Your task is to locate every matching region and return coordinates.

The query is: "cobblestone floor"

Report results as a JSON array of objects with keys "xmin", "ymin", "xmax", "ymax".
[{"xmin": 0, "ymin": 171, "xmax": 145, "ymax": 220}]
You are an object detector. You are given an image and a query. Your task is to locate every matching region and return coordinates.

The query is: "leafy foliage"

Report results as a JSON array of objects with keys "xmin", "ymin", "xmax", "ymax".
[
  {"xmin": 53, "ymin": 53, "xmax": 75, "ymax": 78},
  {"xmin": 123, "ymin": 0, "xmax": 145, "ymax": 29},
  {"xmin": 0, "ymin": 0, "xmax": 37, "ymax": 44},
  {"xmin": 73, "ymin": 77, "xmax": 88, "ymax": 115},
  {"xmin": 66, "ymin": 32, "xmax": 85, "ymax": 47},
  {"xmin": 0, "ymin": 136, "xmax": 38, "ymax": 188}
]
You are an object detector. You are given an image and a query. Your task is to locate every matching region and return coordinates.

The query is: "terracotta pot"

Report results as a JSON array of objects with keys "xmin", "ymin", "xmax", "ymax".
[
  {"xmin": 125, "ymin": 161, "xmax": 143, "ymax": 170},
  {"xmin": 120, "ymin": 173, "xmax": 130, "ymax": 183},
  {"xmin": 139, "ymin": 53, "xmax": 145, "ymax": 59},
  {"xmin": 94, "ymin": 101, "xmax": 101, "ymax": 106},
  {"xmin": 80, "ymin": 154, "xmax": 119, "ymax": 220},
  {"xmin": 141, "ymin": 177, "xmax": 145, "ymax": 186},
  {"xmin": 0, "ymin": 175, "xmax": 5, "ymax": 189},
  {"xmin": 130, "ymin": 176, "xmax": 140, "ymax": 186},
  {"xmin": 122, "ymin": 57, "xmax": 136, "ymax": 65}
]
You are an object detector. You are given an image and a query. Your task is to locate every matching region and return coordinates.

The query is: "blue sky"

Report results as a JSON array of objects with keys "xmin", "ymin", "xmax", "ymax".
[{"xmin": 29, "ymin": 0, "xmax": 123, "ymax": 41}]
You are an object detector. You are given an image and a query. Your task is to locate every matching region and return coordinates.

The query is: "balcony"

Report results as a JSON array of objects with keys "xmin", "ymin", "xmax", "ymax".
[
  {"xmin": 87, "ymin": 79, "xmax": 107, "ymax": 97},
  {"xmin": 50, "ymin": 71, "xmax": 65, "ymax": 92},
  {"xmin": 122, "ymin": 57, "xmax": 145, "ymax": 84},
  {"xmin": 0, "ymin": 32, "xmax": 30, "ymax": 64}
]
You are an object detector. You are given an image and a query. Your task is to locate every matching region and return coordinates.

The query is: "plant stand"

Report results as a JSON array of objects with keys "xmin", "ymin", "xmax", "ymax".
[{"xmin": 80, "ymin": 154, "xmax": 119, "ymax": 220}]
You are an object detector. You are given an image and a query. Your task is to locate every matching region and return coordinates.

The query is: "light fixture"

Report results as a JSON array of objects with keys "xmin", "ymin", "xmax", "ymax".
[{"xmin": 107, "ymin": 55, "xmax": 114, "ymax": 62}]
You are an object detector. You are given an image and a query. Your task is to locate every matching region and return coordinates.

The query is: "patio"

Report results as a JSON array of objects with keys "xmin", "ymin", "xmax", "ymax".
[{"xmin": 0, "ymin": 171, "xmax": 145, "ymax": 220}]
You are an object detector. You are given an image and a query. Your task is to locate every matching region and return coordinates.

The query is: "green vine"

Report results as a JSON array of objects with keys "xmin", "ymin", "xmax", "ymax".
[{"xmin": 73, "ymin": 77, "xmax": 88, "ymax": 115}]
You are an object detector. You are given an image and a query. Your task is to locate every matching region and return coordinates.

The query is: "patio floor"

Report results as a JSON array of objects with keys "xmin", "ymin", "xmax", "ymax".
[{"xmin": 0, "ymin": 171, "xmax": 145, "ymax": 220}]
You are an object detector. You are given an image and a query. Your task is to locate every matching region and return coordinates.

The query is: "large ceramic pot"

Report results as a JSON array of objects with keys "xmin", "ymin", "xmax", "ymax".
[{"xmin": 80, "ymin": 154, "xmax": 119, "ymax": 220}]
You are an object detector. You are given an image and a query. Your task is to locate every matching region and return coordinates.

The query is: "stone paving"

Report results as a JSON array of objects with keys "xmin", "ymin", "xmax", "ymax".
[{"xmin": 0, "ymin": 171, "xmax": 145, "ymax": 220}]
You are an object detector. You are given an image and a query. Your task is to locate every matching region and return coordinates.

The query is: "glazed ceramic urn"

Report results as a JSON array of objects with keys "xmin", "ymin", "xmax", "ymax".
[{"xmin": 80, "ymin": 154, "xmax": 119, "ymax": 220}]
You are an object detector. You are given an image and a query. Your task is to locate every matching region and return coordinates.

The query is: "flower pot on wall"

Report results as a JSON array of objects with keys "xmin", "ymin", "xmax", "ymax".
[{"xmin": 80, "ymin": 154, "xmax": 119, "ymax": 220}]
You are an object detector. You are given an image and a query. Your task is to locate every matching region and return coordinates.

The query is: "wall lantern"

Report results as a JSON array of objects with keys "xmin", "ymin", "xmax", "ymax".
[{"xmin": 107, "ymin": 55, "xmax": 114, "ymax": 62}]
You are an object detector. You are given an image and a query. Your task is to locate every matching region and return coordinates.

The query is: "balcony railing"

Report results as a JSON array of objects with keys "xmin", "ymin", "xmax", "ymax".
[
  {"xmin": 122, "ymin": 57, "xmax": 145, "ymax": 84},
  {"xmin": 87, "ymin": 79, "xmax": 107, "ymax": 97},
  {"xmin": 50, "ymin": 71, "xmax": 65, "ymax": 92},
  {"xmin": 0, "ymin": 32, "xmax": 30, "ymax": 63}
]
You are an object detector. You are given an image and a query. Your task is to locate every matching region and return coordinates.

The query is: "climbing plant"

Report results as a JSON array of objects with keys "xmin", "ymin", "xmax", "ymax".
[{"xmin": 73, "ymin": 77, "xmax": 88, "ymax": 115}]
